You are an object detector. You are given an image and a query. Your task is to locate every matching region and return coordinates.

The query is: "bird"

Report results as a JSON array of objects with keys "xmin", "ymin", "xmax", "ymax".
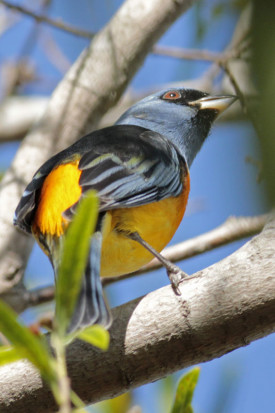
[{"xmin": 14, "ymin": 88, "xmax": 237, "ymax": 332}]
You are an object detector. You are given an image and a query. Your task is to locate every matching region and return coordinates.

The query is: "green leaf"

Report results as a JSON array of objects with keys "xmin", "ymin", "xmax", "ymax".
[
  {"xmin": 160, "ymin": 375, "xmax": 175, "ymax": 413},
  {"xmin": 75, "ymin": 325, "xmax": 110, "ymax": 351},
  {"xmin": 0, "ymin": 345, "xmax": 22, "ymax": 366},
  {"xmin": 171, "ymin": 367, "xmax": 200, "ymax": 413},
  {"xmin": 0, "ymin": 300, "xmax": 56, "ymax": 383},
  {"xmin": 70, "ymin": 390, "xmax": 86, "ymax": 411},
  {"xmin": 98, "ymin": 392, "xmax": 132, "ymax": 413},
  {"xmin": 55, "ymin": 190, "xmax": 99, "ymax": 336}
]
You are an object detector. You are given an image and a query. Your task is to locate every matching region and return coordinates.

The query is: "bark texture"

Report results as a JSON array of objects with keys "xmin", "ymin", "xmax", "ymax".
[{"xmin": 0, "ymin": 215, "xmax": 274, "ymax": 413}]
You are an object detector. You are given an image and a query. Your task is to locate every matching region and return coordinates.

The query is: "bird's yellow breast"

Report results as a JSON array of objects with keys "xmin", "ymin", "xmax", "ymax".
[{"xmin": 101, "ymin": 173, "xmax": 190, "ymax": 277}]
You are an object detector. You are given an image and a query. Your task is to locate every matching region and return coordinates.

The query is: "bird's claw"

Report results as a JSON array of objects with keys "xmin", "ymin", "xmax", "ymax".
[{"xmin": 167, "ymin": 266, "xmax": 188, "ymax": 296}]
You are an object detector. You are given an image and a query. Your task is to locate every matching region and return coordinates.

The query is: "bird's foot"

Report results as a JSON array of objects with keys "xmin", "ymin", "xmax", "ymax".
[
  {"xmin": 125, "ymin": 231, "xmax": 189, "ymax": 295},
  {"xmin": 166, "ymin": 264, "xmax": 188, "ymax": 296}
]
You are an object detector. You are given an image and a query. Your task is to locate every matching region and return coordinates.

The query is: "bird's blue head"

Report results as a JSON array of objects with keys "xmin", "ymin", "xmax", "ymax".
[{"xmin": 116, "ymin": 88, "xmax": 237, "ymax": 167}]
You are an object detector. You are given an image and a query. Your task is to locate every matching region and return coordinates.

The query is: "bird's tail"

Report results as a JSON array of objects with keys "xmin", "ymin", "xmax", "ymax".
[{"xmin": 67, "ymin": 231, "xmax": 112, "ymax": 333}]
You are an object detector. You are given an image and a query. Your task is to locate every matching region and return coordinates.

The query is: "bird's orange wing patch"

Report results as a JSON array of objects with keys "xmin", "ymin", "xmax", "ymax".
[{"xmin": 33, "ymin": 160, "xmax": 82, "ymax": 236}]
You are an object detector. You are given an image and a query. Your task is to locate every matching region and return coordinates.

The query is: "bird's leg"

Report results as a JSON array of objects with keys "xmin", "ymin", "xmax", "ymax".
[{"xmin": 127, "ymin": 231, "xmax": 188, "ymax": 295}]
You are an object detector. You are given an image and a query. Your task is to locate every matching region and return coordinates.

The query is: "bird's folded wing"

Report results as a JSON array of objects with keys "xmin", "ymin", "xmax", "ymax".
[
  {"xmin": 14, "ymin": 125, "xmax": 186, "ymax": 231},
  {"xmin": 65, "ymin": 126, "xmax": 185, "ymax": 217}
]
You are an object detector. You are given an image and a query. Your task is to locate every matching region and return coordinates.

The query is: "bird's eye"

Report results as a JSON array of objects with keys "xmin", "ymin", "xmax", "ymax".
[{"xmin": 163, "ymin": 90, "xmax": 181, "ymax": 100}]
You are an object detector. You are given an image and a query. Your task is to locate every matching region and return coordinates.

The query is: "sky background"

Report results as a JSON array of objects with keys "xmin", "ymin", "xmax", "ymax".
[{"xmin": 0, "ymin": 1, "xmax": 273, "ymax": 412}]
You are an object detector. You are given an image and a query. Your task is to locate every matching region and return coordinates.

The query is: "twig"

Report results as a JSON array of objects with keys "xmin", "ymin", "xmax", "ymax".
[
  {"xmin": 153, "ymin": 40, "xmax": 249, "ymax": 64},
  {"xmin": 0, "ymin": 0, "xmax": 95, "ymax": 38},
  {"xmin": 0, "ymin": 1, "xmax": 19, "ymax": 36},
  {"xmin": 27, "ymin": 285, "xmax": 55, "ymax": 306},
  {"xmin": 221, "ymin": 62, "xmax": 247, "ymax": 112},
  {"xmin": 40, "ymin": 32, "xmax": 72, "ymax": 74},
  {"xmin": 221, "ymin": 62, "xmax": 261, "ymax": 136},
  {"xmin": 152, "ymin": 45, "xmax": 222, "ymax": 62},
  {"xmin": 102, "ymin": 214, "xmax": 267, "ymax": 286}
]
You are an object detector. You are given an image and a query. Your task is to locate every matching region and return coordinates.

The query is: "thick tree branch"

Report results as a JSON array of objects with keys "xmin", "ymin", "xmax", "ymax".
[
  {"xmin": 0, "ymin": 96, "xmax": 48, "ymax": 142},
  {"xmin": 0, "ymin": 214, "xmax": 274, "ymax": 413},
  {"xmin": 0, "ymin": 0, "xmax": 197, "ymax": 301}
]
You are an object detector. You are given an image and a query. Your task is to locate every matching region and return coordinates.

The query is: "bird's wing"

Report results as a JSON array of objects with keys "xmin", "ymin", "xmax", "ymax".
[
  {"xmin": 14, "ymin": 125, "xmax": 187, "ymax": 231},
  {"xmin": 64, "ymin": 125, "xmax": 186, "ymax": 218}
]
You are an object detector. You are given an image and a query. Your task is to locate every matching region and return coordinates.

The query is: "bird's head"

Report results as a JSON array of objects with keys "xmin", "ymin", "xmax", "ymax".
[{"xmin": 116, "ymin": 88, "xmax": 237, "ymax": 167}]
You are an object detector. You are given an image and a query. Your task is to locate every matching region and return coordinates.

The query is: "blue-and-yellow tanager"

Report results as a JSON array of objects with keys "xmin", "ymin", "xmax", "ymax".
[{"xmin": 14, "ymin": 88, "xmax": 236, "ymax": 332}]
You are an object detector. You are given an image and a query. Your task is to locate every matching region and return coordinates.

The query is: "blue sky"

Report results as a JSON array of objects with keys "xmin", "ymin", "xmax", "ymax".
[{"xmin": 0, "ymin": 1, "xmax": 273, "ymax": 412}]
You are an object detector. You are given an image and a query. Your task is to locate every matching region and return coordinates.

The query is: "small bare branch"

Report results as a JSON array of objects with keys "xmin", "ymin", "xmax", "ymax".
[
  {"xmin": 0, "ymin": 0, "xmax": 95, "ymax": 38},
  {"xmin": 221, "ymin": 63, "xmax": 247, "ymax": 111},
  {"xmin": 40, "ymin": 32, "xmax": 72, "ymax": 74},
  {"xmin": 152, "ymin": 44, "xmax": 247, "ymax": 64},
  {"xmin": 0, "ymin": 60, "xmax": 37, "ymax": 98},
  {"xmin": 27, "ymin": 286, "xmax": 55, "ymax": 307},
  {"xmin": 153, "ymin": 45, "xmax": 222, "ymax": 62},
  {"xmin": 221, "ymin": 60, "xmax": 260, "ymax": 137}
]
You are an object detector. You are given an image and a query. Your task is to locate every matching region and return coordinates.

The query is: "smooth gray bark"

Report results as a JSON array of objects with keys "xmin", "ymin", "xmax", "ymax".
[{"xmin": 0, "ymin": 215, "xmax": 274, "ymax": 413}]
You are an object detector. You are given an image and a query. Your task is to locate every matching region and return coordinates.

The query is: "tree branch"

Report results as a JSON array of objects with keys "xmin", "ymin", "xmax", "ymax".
[
  {"xmin": 0, "ymin": 213, "xmax": 274, "ymax": 413},
  {"xmin": 0, "ymin": 76, "xmax": 243, "ymax": 144},
  {"xmin": 0, "ymin": 0, "xmax": 95, "ymax": 38},
  {"xmin": 152, "ymin": 43, "xmax": 248, "ymax": 63},
  {"xmin": 0, "ymin": 96, "xmax": 48, "ymax": 142},
  {"xmin": 0, "ymin": 0, "xmax": 197, "ymax": 303}
]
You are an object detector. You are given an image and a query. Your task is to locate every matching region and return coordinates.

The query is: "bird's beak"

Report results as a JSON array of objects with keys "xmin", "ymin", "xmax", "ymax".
[{"xmin": 189, "ymin": 95, "xmax": 237, "ymax": 114}]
